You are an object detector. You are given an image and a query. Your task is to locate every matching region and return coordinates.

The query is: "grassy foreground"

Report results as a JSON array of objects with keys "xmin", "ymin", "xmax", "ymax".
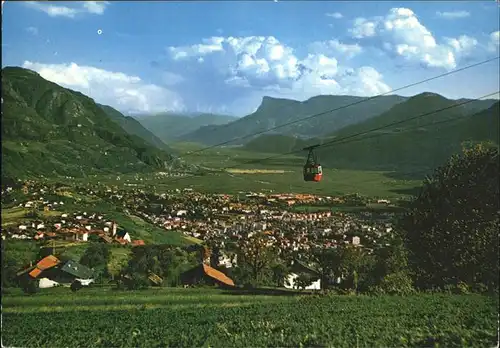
[{"xmin": 2, "ymin": 288, "xmax": 498, "ymax": 347}]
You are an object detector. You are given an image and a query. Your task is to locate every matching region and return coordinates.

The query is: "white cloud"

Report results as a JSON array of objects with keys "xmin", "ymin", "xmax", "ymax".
[
  {"xmin": 326, "ymin": 12, "xmax": 343, "ymax": 19},
  {"xmin": 82, "ymin": 1, "xmax": 109, "ymax": 15},
  {"xmin": 168, "ymin": 37, "xmax": 225, "ymax": 60},
  {"xmin": 488, "ymin": 31, "xmax": 500, "ymax": 52},
  {"xmin": 24, "ymin": 1, "xmax": 109, "ymax": 18},
  {"xmin": 25, "ymin": 1, "xmax": 78, "ymax": 18},
  {"xmin": 25, "ymin": 26, "xmax": 38, "ymax": 35},
  {"xmin": 445, "ymin": 35, "xmax": 478, "ymax": 56},
  {"xmin": 22, "ymin": 61, "xmax": 184, "ymax": 114},
  {"xmin": 348, "ymin": 8, "xmax": 480, "ymax": 70},
  {"xmin": 165, "ymin": 35, "xmax": 390, "ymax": 114},
  {"xmin": 310, "ymin": 39, "xmax": 363, "ymax": 59},
  {"xmin": 436, "ymin": 11, "xmax": 470, "ymax": 19},
  {"xmin": 349, "ymin": 17, "xmax": 378, "ymax": 38}
]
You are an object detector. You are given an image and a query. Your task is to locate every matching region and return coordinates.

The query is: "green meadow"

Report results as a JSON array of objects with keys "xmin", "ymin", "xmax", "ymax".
[{"xmin": 2, "ymin": 287, "xmax": 497, "ymax": 347}]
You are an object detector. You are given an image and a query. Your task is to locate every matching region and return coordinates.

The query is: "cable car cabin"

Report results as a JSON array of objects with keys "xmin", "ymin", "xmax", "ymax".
[
  {"xmin": 303, "ymin": 164, "xmax": 323, "ymax": 182},
  {"xmin": 303, "ymin": 145, "xmax": 323, "ymax": 182}
]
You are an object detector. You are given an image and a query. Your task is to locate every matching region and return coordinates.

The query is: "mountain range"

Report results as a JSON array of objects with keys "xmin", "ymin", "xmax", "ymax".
[
  {"xmin": 176, "ymin": 95, "xmax": 410, "ymax": 145},
  {"xmin": 2, "ymin": 66, "xmax": 498, "ymax": 180},
  {"xmin": 136, "ymin": 113, "xmax": 236, "ymax": 143},
  {"xmin": 244, "ymin": 93, "xmax": 499, "ymax": 173},
  {"xmin": 1, "ymin": 67, "xmax": 182, "ymax": 180}
]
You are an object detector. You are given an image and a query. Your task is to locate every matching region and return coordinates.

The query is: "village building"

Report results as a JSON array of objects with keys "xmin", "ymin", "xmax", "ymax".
[
  {"xmin": 285, "ymin": 260, "xmax": 322, "ymax": 290},
  {"xmin": 17, "ymin": 255, "xmax": 95, "ymax": 288},
  {"xmin": 180, "ymin": 264, "xmax": 235, "ymax": 288}
]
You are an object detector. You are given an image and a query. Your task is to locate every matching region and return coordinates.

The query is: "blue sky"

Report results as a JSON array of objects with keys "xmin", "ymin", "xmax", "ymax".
[{"xmin": 2, "ymin": 1, "xmax": 499, "ymax": 116}]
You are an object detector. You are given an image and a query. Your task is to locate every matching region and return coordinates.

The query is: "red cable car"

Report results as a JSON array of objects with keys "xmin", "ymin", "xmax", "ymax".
[{"xmin": 303, "ymin": 145, "xmax": 323, "ymax": 182}]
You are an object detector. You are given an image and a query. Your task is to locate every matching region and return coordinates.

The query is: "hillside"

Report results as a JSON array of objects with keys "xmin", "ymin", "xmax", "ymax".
[
  {"xmin": 241, "ymin": 95, "xmax": 499, "ymax": 173},
  {"xmin": 243, "ymin": 134, "xmax": 320, "ymax": 154},
  {"xmin": 1, "ymin": 67, "xmax": 180, "ymax": 180},
  {"xmin": 328, "ymin": 92, "xmax": 496, "ymax": 139},
  {"xmin": 179, "ymin": 95, "xmax": 408, "ymax": 145},
  {"xmin": 98, "ymin": 104, "xmax": 174, "ymax": 153},
  {"xmin": 315, "ymin": 96, "xmax": 500, "ymax": 171},
  {"xmin": 137, "ymin": 113, "xmax": 237, "ymax": 143}
]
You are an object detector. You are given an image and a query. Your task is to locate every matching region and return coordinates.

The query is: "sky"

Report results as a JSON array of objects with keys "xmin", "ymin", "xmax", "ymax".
[{"xmin": 2, "ymin": 1, "xmax": 500, "ymax": 116}]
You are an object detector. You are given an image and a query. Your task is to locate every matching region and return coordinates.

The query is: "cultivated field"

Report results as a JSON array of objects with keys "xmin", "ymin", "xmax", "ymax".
[
  {"xmin": 61, "ymin": 142, "xmax": 423, "ymax": 198},
  {"xmin": 2, "ymin": 287, "xmax": 498, "ymax": 347},
  {"xmin": 226, "ymin": 168, "xmax": 289, "ymax": 174}
]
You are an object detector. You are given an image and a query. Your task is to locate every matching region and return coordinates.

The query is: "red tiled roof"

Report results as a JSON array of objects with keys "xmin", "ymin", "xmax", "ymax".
[
  {"xmin": 36, "ymin": 255, "xmax": 60, "ymax": 270},
  {"xmin": 115, "ymin": 238, "xmax": 128, "ymax": 245},
  {"xmin": 27, "ymin": 255, "xmax": 61, "ymax": 278},
  {"xmin": 29, "ymin": 268, "xmax": 42, "ymax": 278},
  {"xmin": 202, "ymin": 264, "xmax": 235, "ymax": 287}
]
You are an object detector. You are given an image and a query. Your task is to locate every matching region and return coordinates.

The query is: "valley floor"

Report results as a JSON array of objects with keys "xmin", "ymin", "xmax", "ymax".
[{"xmin": 2, "ymin": 287, "xmax": 498, "ymax": 347}]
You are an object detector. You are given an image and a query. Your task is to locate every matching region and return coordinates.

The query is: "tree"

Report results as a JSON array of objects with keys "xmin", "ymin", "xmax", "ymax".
[
  {"xmin": 79, "ymin": 243, "xmax": 111, "ymax": 280},
  {"xmin": 2, "ymin": 255, "xmax": 19, "ymax": 289},
  {"xmin": 337, "ymin": 245, "xmax": 374, "ymax": 293},
  {"xmin": 296, "ymin": 272, "xmax": 314, "ymax": 290},
  {"xmin": 401, "ymin": 143, "xmax": 499, "ymax": 290},
  {"xmin": 270, "ymin": 262, "xmax": 290, "ymax": 288},
  {"xmin": 308, "ymin": 246, "xmax": 342, "ymax": 290},
  {"xmin": 236, "ymin": 232, "xmax": 277, "ymax": 286},
  {"xmin": 367, "ymin": 235, "xmax": 415, "ymax": 295}
]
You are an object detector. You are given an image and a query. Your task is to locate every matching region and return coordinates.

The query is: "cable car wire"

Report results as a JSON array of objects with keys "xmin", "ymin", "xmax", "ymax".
[
  {"xmin": 162, "ymin": 90, "xmax": 499, "ymax": 185},
  {"xmin": 176, "ymin": 56, "xmax": 499, "ymax": 159}
]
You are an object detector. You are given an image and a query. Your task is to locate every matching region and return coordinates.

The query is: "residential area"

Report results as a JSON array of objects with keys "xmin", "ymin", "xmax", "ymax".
[{"xmin": 2, "ymin": 179, "xmax": 402, "ymax": 291}]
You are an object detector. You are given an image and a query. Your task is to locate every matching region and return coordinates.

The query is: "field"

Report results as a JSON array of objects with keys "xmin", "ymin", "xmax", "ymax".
[
  {"xmin": 1, "ymin": 207, "xmax": 62, "ymax": 227},
  {"xmin": 291, "ymin": 203, "xmax": 406, "ymax": 214},
  {"xmin": 2, "ymin": 288, "xmax": 498, "ymax": 347},
  {"xmin": 65, "ymin": 142, "xmax": 423, "ymax": 198}
]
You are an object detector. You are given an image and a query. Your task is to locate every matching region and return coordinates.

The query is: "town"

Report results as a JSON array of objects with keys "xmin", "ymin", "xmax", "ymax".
[{"xmin": 2, "ymin": 178, "xmax": 401, "ymax": 290}]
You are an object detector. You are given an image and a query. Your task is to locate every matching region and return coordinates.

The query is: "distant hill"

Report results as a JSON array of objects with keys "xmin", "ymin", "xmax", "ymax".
[
  {"xmin": 1, "ymin": 67, "xmax": 181, "ymax": 180},
  {"xmin": 315, "ymin": 94, "xmax": 499, "ymax": 171},
  {"xmin": 327, "ymin": 92, "xmax": 496, "ymax": 139},
  {"xmin": 137, "ymin": 113, "xmax": 237, "ymax": 143},
  {"xmin": 98, "ymin": 104, "xmax": 174, "ymax": 153},
  {"xmin": 244, "ymin": 134, "xmax": 320, "ymax": 154},
  {"xmin": 242, "ymin": 95, "xmax": 498, "ymax": 173},
  {"xmin": 179, "ymin": 95, "xmax": 408, "ymax": 145}
]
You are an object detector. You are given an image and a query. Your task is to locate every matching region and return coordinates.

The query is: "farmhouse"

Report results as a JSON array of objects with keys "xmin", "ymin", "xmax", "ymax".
[
  {"xmin": 17, "ymin": 255, "xmax": 95, "ymax": 287},
  {"xmin": 181, "ymin": 264, "xmax": 235, "ymax": 288}
]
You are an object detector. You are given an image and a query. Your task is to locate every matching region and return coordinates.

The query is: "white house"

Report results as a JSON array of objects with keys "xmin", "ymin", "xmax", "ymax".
[
  {"xmin": 216, "ymin": 252, "xmax": 236, "ymax": 268},
  {"xmin": 39, "ymin": 278, "xmax": 60, "ymax": 289},
  {"xmin": 81, "ymin": 232, "xmax": 89, "ymax": 242},
  {"xmin": 284, "ymin": 260, "xmax": 322, "ymax": 290},
  {"xmin": 116, "ymin": 230, "xmax": 131, "ymax": 243}
]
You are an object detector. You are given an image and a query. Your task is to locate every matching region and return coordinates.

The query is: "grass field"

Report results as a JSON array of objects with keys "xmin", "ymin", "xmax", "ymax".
[
  {"xmin": 65, "ymin": 142, "xmax": 423, "ymax": 198},
  {"xmin": 291, "ymin": 203, "xmax": 407, "ymax": 214},
  {"xmin": 2, "ymin": 288, "xmax": 498, "ymax": 347},
  {"xmin": 1, "ymin": 207, "xmax": 62, "ymax": 227}
]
